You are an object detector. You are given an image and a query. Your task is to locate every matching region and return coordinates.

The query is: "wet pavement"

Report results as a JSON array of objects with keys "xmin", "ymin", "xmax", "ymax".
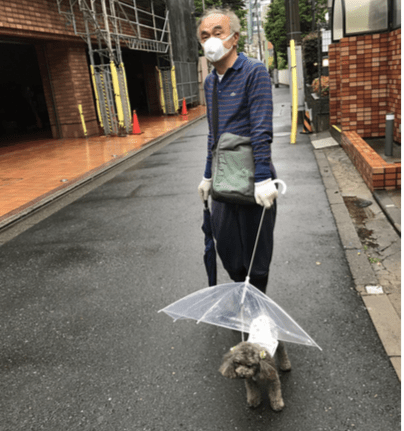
[
  {"xmin": 0, "ymin": 106, "xmax": 206, "ymax": 227},
  {"xmin": 0, "ymin": 87, "xmax": 401, "ymax": 430}
]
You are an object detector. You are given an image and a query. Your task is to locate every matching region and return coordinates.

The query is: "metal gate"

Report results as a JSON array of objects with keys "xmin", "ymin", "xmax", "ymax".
[
  {"xmin": 174, "ymin": 61, "xmax": 199, "ymax": 105},
  {"xmin": 90, "ymin": 63, "xmax": 132, "ymax": 135},
  {"xmin": 157, "ymin": 66, "xmax": 179, "ymax": 115}
]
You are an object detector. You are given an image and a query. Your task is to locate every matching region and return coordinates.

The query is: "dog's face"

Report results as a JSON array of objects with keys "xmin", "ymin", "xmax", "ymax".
[{"xmin": 219, "ymin": 342, "xmax": 262, "ymax": 379}]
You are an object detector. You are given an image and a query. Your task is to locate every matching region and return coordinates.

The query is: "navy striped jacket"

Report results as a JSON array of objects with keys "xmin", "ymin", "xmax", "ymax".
[{"xmin": 203, "ymin": 53, "xmax": 276, "ymax": 182}]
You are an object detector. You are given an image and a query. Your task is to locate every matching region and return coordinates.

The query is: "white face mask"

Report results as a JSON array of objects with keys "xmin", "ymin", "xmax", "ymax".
[{"xmin": 202, "ymin": 33, "xmax": 234, "ymax": 63}]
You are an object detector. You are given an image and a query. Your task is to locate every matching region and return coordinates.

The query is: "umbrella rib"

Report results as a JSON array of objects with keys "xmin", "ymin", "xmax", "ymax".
[
  {"xmin": 196, "ymin": 294, "xmax": 229, "ymax": 324},
  {"xmin": 258, "ymin": 295, "xmax": 321, "ymax": 348},
  {"xmin": 196, "ymin": 286, "xmax": 240, "ymax": 324},
  {"xmin": 161, "ymin": 284, "xmax": 238, "ymax": 320}
]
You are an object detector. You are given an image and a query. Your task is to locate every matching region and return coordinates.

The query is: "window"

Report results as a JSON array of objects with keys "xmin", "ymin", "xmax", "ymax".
[
  {"xmin": 332, "ymin": 0, "xmax": 396, "ymax": 40},
  {"xmin": 393, "ymin": 0, "xmax": 401, "ymax": 29},
  {"xmin": 345, "ymin": 0, "xmax": 388, "ymax": 35},
  {"xmin": 332, "ymin": 0, "xmax": 343, "ymax": 41}
]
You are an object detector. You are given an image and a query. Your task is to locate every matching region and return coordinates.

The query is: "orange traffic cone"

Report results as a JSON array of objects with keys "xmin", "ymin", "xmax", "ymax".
[
  {"xmin": 132, "ymin": 110, "xmax": 142, "ymax": 134},
  {"xmin": 181, "ymin": 98, "xmax": 188, "ymax": 116}
]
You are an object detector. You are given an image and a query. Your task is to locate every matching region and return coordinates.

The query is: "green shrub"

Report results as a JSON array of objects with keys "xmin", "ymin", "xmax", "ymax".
[{"xmin": 311, "ymin": 76, "xmax": 329, "ymax": 96}]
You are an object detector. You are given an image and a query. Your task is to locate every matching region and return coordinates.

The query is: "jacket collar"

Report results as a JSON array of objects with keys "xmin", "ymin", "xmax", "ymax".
[{"xmin": 212, "ymin": 52, "xmax": 247, "ymax": 77}]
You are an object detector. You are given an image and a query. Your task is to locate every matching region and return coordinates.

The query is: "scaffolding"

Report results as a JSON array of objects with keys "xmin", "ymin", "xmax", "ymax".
[{"xmin": 55, "ymin": 0, "xmax": 178, "ymax": 135}]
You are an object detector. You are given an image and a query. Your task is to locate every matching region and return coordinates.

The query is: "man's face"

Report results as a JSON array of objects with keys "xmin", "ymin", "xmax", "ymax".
[{"xmin": 199, "ymin": 13, "xmax": 235, "ymax": 51}]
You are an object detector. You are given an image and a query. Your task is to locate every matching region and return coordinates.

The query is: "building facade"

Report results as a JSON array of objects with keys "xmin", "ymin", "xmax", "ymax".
[
  {"xmin": 328, "ymin": 0, "xmax": 401, "ymax": 190},
  {"xmin": 0, "ymin": 0, "xmax": 199, "ymax": 141},
  {"xmin": 245, "ymin": 0, "xmax": 272, "ymax": 68}
]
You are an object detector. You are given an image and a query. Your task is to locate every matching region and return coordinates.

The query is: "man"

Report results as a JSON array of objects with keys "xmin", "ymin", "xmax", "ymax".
[{"xmin": 197, "ymin": 8, "xmax": 278, "ymax": 294}]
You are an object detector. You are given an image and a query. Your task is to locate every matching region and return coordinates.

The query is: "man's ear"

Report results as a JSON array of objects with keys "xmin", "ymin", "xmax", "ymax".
[{"xmin": 233, "ymin": 32, "xmax": 240, "ymax": 46}]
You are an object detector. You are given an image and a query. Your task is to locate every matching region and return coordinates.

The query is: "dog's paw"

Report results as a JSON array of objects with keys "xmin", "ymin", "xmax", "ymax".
[
  {"xmin": 247, "ymin": 394, "xmax": 262, "ymax": 409},
  {"xmin": 270, "ymin": 397, "xmax": 285, "ymax": 412},
  {"xmin": 279, "ymin": 358, "xmax": 292, "ymax": 372}
]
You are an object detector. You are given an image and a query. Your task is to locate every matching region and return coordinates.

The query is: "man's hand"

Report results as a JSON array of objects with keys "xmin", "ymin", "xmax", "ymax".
[
  {"xmin": 254, "ymin": 178, "xmax": 278, "ymax": 209},
  {"xmin": 198, "ymin": 177, "xmax": 212, "ymax": 202}
]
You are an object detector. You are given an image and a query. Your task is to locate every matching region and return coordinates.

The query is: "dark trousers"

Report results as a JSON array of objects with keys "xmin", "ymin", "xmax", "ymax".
[{"xmin": 211, "ymin": 200, "xmax": 277, "ymax": 293}]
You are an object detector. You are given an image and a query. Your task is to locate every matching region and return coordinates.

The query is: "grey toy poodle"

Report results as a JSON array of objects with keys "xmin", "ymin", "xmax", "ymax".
[{"xmin": 219, "ymin": 319, "xmax": 291, "ymax": 410}]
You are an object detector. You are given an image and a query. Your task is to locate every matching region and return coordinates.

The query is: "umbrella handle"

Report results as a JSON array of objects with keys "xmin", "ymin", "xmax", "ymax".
[{"xmin": 272, "ymin": 179, "xmax": 287, "ymax": 195}]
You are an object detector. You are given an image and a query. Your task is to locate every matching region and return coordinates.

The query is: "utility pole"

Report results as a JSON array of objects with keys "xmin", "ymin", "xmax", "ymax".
[
  {"xmin": 254, "ymin": 0, "xmax": 263, "ymax": 61},
  {"xmin": 285, "ymin": 0, "xmax": 301, "ymax": 44}
]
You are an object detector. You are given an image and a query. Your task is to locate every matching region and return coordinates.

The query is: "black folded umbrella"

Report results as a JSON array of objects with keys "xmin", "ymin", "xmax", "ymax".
[{"xmin": 202, "ymin": 200, "xmax": 217, "ymax": 287}]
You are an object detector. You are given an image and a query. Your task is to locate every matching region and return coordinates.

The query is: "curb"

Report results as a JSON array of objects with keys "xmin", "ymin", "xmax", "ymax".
[
  {"xmin": 313, "ymin": 148, "xmax": 401, "ymax": 382},
  {"xmin": 373, "ymin": 190, "xmax": 401, "ymax": 235}
]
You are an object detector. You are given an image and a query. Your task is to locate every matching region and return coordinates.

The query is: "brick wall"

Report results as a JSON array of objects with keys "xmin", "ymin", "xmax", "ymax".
[
  {"xmin": 36, "ymin": 42, "xmax": 98, "ymax": 138},
  {"xmin": 329, "ymin": 44, "xmax": 340, "ymax": 126},
  {"xmin": 0, "ymin": 0, "xmax": 158, "ymax": 42},
  {"xmin": 388, "ymin": 29, "xmax": 401, "ymax": 142},
  {"xmin": 328, "ymin": 29, "xmax": 401, "ymax": 143},
  {"xmin": 341, "ymin": 131, "xmax": 401, "ymax": 191},
  {"xmin": 0, "ymin": 0, "xmax": 78, "ymax": 41}
]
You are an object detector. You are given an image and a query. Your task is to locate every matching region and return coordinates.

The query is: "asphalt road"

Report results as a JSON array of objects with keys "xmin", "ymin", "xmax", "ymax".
[{"xmin": 0, "ymin": 88, "xmax": 400, "ymax": 430}]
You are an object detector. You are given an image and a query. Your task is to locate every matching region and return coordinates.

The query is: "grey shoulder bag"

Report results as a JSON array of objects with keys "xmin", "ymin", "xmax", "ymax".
[{"xmin": 211, "ymin": 78, "xmax": 256, "ymax": 205}]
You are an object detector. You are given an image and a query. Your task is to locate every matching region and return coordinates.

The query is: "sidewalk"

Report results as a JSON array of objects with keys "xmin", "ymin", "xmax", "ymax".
[
  {"xmin": 310, "ymin": 130, "xmax": 401, "ymax": 380},
  {"xmin": 0, "ymin": 106, "xmax": 206, "ymax": 229}
]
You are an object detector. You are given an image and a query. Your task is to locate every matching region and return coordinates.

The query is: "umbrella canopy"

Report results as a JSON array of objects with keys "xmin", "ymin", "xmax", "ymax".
[
  {"xmin": 159, "ymin": 279, "xmax": 321, "ymax": 349},
  {"xmin": 160, "ymin": 180, "xmax": 320, "ymax": 350},
  {"xmin": 202, "ymin": 201, "xmax": 217, "ymax": 286}
]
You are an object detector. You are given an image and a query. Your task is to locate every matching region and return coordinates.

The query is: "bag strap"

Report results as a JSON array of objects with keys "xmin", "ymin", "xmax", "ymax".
[{"xmin": 212, "ymin": 77, "xmax": 219, "ymax": 148}]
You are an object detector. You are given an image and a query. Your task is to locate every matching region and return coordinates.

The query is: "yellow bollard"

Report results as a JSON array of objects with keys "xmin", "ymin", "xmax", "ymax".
[
  {"xmin": 110, "ymin": 61, "xmax": 125, "ymax": 128},
  {"xmin": 78, "ymin": 104, "xmax": 87, "ymax": 137},
  {"xmin": 290, "ymin": 39, "xmax": 298, "ymax": 145},
  {"xmin": 156, "ymin": 66, "xmax": 166, "ymax": 114},
  {"xmin": 171, "ymin": 66, "xmax": 179, "ymax": 112}
]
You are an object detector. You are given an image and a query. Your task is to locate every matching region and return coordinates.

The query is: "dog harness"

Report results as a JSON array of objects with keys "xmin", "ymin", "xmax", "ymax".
[{"xmin": 247, "ymin": 316, "xmax": 279, "ymax": 357}]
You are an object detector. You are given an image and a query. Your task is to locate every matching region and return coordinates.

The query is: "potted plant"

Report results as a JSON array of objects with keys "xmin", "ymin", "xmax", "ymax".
[{"xmin": 311, "ymin": 76, "xmax": 329, "ymax": 97}]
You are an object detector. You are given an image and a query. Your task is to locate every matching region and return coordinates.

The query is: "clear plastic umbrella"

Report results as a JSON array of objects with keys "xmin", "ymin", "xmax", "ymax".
[{"xmin": 159, "ymin": 180, "xmax": 321, "ymax": 350}]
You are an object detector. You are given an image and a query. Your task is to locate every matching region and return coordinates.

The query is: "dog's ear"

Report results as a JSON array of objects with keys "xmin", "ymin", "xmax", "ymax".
[
  {"xmin": 219, "ymin": 352, "xmax": 237, "ymax": 379},
  {"xmin": 259, "ymin": 353, "xmax": 277, "ymax": 380}
]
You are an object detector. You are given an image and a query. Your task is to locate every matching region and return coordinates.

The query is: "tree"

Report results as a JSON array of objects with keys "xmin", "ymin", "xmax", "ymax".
[
  {"xmin": 264, "ymin": 0, "xmax": 287, "ymax": 68},
  {"xmin": 264, "ymin": 0, "xmax": 327, "ymax": 68},
  {"xmin": 194, "ymin": 0, "xmax": 248, "ymax": 53}
]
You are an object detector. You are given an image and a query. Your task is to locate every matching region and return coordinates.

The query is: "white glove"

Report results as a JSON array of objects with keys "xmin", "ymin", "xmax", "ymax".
[
  {"xmin": 254, "ymin": 178, "xmax": 278, "ymax": 209},
  {"xmin": 198, "ymin": 177, "xmax": 212, "ymax": 202}
]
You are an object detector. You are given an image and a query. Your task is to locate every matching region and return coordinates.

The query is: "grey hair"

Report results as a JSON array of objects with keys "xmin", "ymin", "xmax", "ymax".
[{"xmin": 196, "ymin": 7, "xmax": 241, "ymax": 41}]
